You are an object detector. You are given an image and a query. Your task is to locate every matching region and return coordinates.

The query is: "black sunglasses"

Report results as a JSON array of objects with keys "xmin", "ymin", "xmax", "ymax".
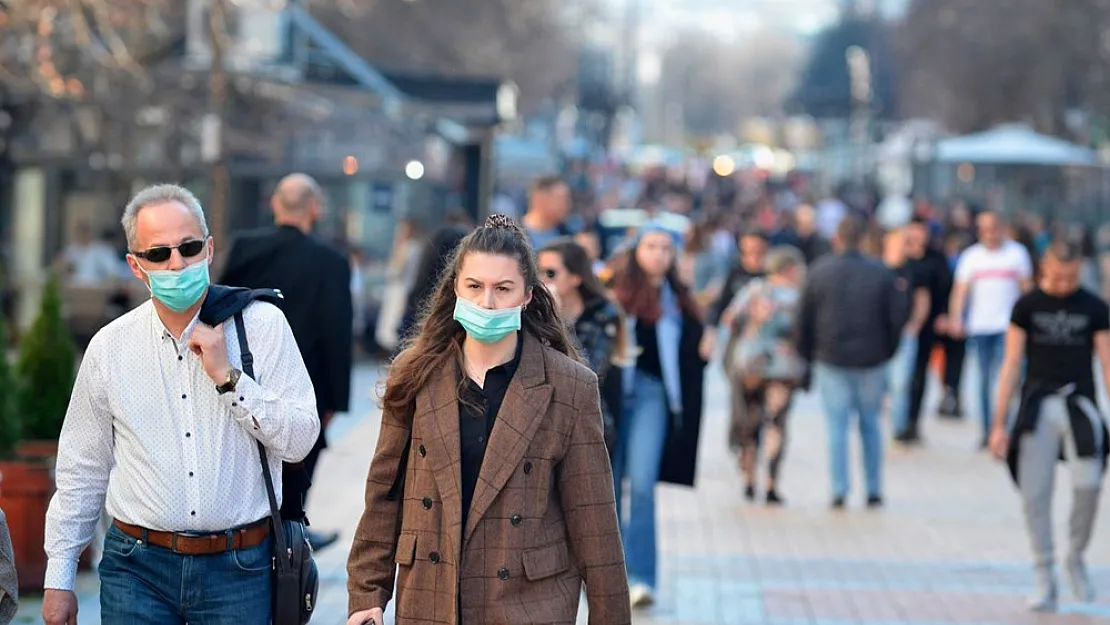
[{"xmin": 132, "ymin": 239, "xmax": 206, "ymax": 263}]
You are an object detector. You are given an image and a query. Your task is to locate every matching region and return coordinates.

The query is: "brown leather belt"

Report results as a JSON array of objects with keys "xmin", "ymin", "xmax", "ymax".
[{"xmin": 112, "ymin": 518, "xmax": 270, "ymax": 555}]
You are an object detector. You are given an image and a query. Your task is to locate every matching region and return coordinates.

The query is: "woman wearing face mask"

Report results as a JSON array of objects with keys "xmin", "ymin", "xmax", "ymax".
[
  {"xmin": 538, "ymin": 238, "xmax": 629, "ymax": 458},
  {"xmin": 346, "ymin": 215, "xmax": 631, "ymax": 625},
  {"xmin": 607, "ymin": 223, "xmax": 707, "ymax": 609}
]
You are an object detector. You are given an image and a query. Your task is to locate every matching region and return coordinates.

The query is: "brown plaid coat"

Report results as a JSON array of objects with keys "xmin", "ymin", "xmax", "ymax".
[{"xmin": 348, "ymin": 333, "xmax": 631, "ymax": 624}]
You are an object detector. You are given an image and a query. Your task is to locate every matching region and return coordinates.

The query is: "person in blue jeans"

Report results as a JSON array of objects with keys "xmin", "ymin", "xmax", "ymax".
[
  {"xmin": 608, "ymin": 222, "xmax": 706, "ymax": 608},
  {"xmin": 948, "ymin": 210, "xmax": 1033, "ymax": 448},
  {"xmin": 796, "ymin": 216, "xmax": 905, "ymax": 509}
]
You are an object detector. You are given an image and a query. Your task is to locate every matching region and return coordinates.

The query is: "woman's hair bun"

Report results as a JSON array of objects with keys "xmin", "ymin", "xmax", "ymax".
[{"xmin": 484, "ymin": 214, "xmax": 520, "ymax": 232}]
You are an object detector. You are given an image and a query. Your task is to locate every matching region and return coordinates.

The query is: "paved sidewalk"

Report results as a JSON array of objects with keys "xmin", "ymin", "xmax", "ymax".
[{"xmin": 16, "ymin": 361, "xmax": 1110, "ymax": 624}]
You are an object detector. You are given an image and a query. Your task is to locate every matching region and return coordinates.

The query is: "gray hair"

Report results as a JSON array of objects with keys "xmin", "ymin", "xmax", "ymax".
[
  {"xmin": 764, "ymin": 245, "xmax": 806, "ymax": 276},
  {"xmin": 121, "ymin": 184, "xmax": 209, "ymax": 249}
]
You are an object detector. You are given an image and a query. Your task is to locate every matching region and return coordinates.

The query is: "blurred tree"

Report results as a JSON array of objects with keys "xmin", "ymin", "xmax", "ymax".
[
  {"xmin": 788, "ymin": 13, "xmax": 898, "ymax": 120},
  {"xmin": 307, "ymin": 0, "xmax": 587, "ymax": 111},
  {"xmin": 655, "ymin": 27, "xmax": 804, "ymax": 138},
  {"xmin": 897, "ymin": 0, "xmax": 1110, "ymax": 136}
]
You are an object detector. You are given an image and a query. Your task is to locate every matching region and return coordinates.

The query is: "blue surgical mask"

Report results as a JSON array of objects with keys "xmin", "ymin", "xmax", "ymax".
[
  {"xmin": 139, "ymin": 260, "xmax": 211, "ymax": 312},
  {"xmin": 453, "ymin": 297, "xmax": 521, "ymax": 344}
]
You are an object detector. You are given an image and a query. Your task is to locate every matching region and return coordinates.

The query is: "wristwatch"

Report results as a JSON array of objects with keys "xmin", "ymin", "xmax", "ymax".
[{"xmin": 216, "ymin": 368, "xmax": 242, "ymax": 395}]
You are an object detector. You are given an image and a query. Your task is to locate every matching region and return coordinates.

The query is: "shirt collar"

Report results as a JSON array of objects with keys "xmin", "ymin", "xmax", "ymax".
[{"xmin": 149, "ymin": 301, "xmax": 202, "ymax": 345}]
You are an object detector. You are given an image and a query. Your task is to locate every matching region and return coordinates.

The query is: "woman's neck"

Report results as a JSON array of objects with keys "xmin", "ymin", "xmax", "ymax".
[
  {"xmin": 561, "ymin": 291, "xmax": 585, "ymax": 321},
  {"xmin": 648, "ymin": 274, "xmax": 666, "ymax": 288},
  {"xmin": 462, "ymin": 332, "xmax": 518, "ymax": 374}
]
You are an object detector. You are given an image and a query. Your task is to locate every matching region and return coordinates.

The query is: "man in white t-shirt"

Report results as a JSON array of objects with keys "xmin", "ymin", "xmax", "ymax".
[{"xmin": 949, "ymin": 210, "xmax": 1033, "ymax": 447}]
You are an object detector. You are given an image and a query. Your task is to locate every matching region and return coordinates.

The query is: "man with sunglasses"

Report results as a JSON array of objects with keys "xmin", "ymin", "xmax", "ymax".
[
  {"xmin": 41, "ymin": 184, "xmax": 320, "ymax": 625},
  {"xmin": 220, "ymin": 173, "xmax": 353, "ymax": 552}
]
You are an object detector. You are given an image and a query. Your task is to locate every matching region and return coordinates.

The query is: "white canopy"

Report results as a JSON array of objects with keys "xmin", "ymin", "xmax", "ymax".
[{"xmin": 934, "ymin": 124, "xmax": 1097, "ymax": 166}]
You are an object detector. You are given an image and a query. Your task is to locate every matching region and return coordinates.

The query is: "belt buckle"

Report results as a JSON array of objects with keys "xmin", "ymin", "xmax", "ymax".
[{"xmin": 171, "ymin": 530, "xmax": 209, "ymax": 554}]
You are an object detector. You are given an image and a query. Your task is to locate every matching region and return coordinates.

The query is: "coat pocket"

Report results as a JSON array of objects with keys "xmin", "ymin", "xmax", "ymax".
[
  {"xmin": 522, "ymin": 542, "xmax": 570, "ymax": 581},
  {"xmin": 395, "ymin": 532, "xmax": 417, "ymax": 566}
]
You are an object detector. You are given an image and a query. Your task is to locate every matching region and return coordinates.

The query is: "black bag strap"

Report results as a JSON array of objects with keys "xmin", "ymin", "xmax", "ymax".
[{"xmin": 233, "ymin": 311, "xmax": 291, "ymax": 575}]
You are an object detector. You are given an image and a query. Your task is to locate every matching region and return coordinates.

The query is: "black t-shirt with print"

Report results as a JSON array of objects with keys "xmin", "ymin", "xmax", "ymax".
[{"xmin": 1011, "ymin": 288, "xmax": 1110, "ymax": 394}]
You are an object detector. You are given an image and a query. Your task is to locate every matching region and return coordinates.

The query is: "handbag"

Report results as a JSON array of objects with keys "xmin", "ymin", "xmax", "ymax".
[{"xmin": 233, "ymin": 312, "xmax": 320, "ymax": 624}]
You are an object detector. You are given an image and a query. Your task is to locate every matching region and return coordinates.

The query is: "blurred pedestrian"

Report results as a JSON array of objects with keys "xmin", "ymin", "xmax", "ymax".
[
  {"xmin": 220, "ymin": 173, "xmax": 353, "ymax": 550},
  {"xmin": 608, "ymin": 221, "xmax": 707, "ymax": 608},
  {"xmin": 0, "ymin": 509, "xmax": 16, "ymax": 623},
  {"xmin": 722, "ymin": 246, "xmax": 806, "ymax": 504},
  {"xmin": 989, "ymin": 240, "xmax": 1110, "ymax": 611},
  {"xmin": 796, "ymin": 216, "xmax": 906, "ymax": 509},
  {"xmin": 539, "ymin": 238, "xmax": 629, "ymax": 457},
  {"xmin": 903, "ymin": 217, "xmax": 953, "ymax": 442},
  {"xmin": 949, "ymin": 210, "xmax": 1033, "ymax": 448}
]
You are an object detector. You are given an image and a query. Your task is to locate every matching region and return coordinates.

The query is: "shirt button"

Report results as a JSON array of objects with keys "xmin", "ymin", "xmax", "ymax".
[
  {"xmin": 185, "ymin": 432, "xmax": 191, "ymax": 438},
  {"xmin": 190, "ymin": 510, "xmax": 196, "ymax": 516},
  {"xmin": 418, "ymin": 444, "xmax": 426, "ymax": 457},
  {"xmin": 239, "ymin": 396, "xmax": 245, "ymax": 402},
  {"xmin": 177, "ymin": 355, "xmax": 183, "ymax": 361},
  {"xmin": 477, "ymin": 436, "xmax": 485, "ymax": 443},
  {"xmin": 422, "ymin": 497, "xmax": 433, "ymax": 510},
  {"xmin": 523, "ymin": 462, "xmax": 533, "ymax": 474},
  {"xmin": 232, "ymin": 402, "xmax": 237, "ymax": 407},
  {"xmin": 429, "ymin": 551, "xmax": 441, "ymax": 564},
  {"xmin": 188, "ymin": 471, "xmax": 194, "ymax": 477},
  {"xmin": 497, "ymin": 568, "xmax": 510, "ymax": 580},
  {"xmin": 181, "ymin": 394, "xmax": 187, "ymax": 399},
  {"xmin": 510, "ymin": 515, "xmax": 523, "ymax": 526}
]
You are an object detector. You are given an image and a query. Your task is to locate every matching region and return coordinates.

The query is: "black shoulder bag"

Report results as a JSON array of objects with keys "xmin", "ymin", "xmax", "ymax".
[{"xmin": 233, "ymin": 312, "xmax": 320, "ymax": 624}]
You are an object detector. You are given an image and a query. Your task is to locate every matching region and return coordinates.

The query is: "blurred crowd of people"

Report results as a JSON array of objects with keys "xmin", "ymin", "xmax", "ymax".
[{"xmin": 365, "ymin": 161, "xmax": 1110, "ymax": 613}]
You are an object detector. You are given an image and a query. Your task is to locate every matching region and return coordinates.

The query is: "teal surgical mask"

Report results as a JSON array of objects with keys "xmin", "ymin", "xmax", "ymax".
[
  {"xmin": 453, "ymin": 296, "xmax": 521, "ymax": 344},
  {"xmin": 138, "ymin": 260, "xmax": 211, "ymax": 312}
]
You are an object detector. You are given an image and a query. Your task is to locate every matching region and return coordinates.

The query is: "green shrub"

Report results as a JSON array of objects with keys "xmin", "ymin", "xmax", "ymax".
[
  {"xmin": 0, "ymin": 295, "xmax": 20, "ymax": 459},
  {"xmin": 17, "ymin": 273, "xmax": 77, "ymax": 441}
]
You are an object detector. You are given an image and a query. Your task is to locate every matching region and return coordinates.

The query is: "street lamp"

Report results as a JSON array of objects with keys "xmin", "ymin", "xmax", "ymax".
[{"xmin": 846, "ymin": 45, "xmax": 872, "ymax": 183}]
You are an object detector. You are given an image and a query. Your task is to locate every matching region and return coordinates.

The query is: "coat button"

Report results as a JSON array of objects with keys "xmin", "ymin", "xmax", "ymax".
[
  {"xmin": 497, "ymin": 568, "xmax": 510, "ymax": 580},
  {"xmin": 510, "ymin": 515, "xmax": 523, "ymax": 526},
  {"xmin": 418, "ymin": 444, "xmax": 426, "ymax": 457},
  {"xmin": 523, "ymin": 462, "xmax": 533, "ymax": 474},
  {"xmin": 422, "ymin": 497, "xmax": 433, "ymax": 510},
  {"xmin": 429, "ymin": 551, "xmax": 441, "ymax": 564}
]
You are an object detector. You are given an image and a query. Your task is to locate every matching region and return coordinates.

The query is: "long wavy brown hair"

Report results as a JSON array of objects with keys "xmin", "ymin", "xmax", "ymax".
[
  {"xmin": 382, "ymin": 214, "xmax": 580, "ymax": 418},
  {"xmin": 607, "ymin": 234, "xmax": 700, "ymax": 324}
]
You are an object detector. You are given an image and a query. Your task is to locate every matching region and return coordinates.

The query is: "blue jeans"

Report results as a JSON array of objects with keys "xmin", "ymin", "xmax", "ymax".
[
  {"xmin": 815, "ymin": 363, "xmax": 886, "ymax": 499},
  {"xmin": 612, "ymin": 369, "xmax": 669, "ymax": 590},
  {"xmin": 99, "ymin": 524, "xmax": 272, "ymax": 624},
  {"xmin": 887, "ymin": 334, "xmax": 918, "ymax": 435},
  {"xmin": 969, "ymin": 333, "xmax": 1005, "ymax": 436}
]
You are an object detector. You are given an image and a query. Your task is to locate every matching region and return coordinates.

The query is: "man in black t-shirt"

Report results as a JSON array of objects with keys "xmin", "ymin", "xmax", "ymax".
[
  {"xmin": 989, "ymin": 241, "xmax": 1110, "ymax": 612},
  {"xmin": 904, "ymin": 218, "xmax": 952, "ymax": 439}
]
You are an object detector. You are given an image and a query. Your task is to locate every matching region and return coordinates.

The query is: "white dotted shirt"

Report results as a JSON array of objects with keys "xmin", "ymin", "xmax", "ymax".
[{"xmin": 43, "ymin": 299, "xmax": 320, "ymax": 591}]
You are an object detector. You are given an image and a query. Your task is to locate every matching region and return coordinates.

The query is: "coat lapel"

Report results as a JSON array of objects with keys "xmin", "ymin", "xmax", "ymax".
[
  {"xmin": 417, "ymin": 359, "xmax": 464, "ymax": 560},
  {"xmin": 463, "ymin": 334, "xmax": 553, "ymax": 546}
]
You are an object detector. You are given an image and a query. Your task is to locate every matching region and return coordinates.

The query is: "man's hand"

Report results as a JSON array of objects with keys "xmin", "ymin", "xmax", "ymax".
[
  {"xmin": 698, "ymin": 330, "xmax": 717, "ymax": 362},
  {"xmin": 948, "ymin": 319, "xmax": 964, "ymax": 339},
  {"xmin": 989, "ymin": 424, "xmax": 1010, "ymax": 461},
  {"xmin": 933, "ymin": 314, "xmax": 949, "ymax": 335},
  {"xmin": 188, "ymin": 323, "xmax": 231, "ymax": 385},
  {"xmin": 347, "ymin": 607, "xmax": 384, "ymax": 625},
  {"xmin": 42, "ymin": 589, "xmax": 78, "ymax": 625}
]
